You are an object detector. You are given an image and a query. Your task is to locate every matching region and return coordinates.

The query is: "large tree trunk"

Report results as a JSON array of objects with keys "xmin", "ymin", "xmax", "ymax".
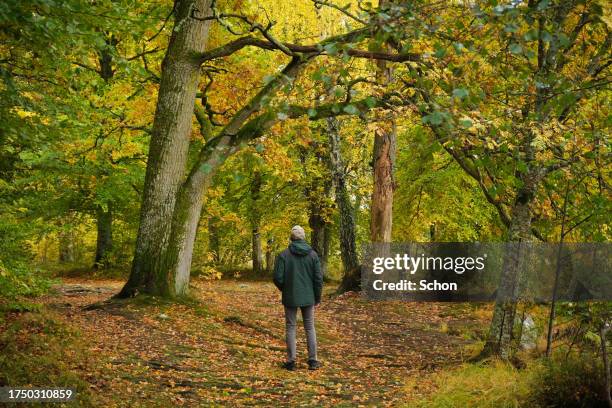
[
  {"xmin": 481, "ymin": 169, "xmax": 542, "ymax": 358},
  {"xmin": 328, "ymin": 118, "xmax": 360, "ymax": 292},
  {"xmin": 370, "ymin": 121, "xmax": 396, "ymax": 242},
  {"xmin": 118, "ymin": 0, "xmax": 212, "ymax": 298},
  {"xmin": 94, "ymin": 204, "xmax": 113, "ymax": 269}
]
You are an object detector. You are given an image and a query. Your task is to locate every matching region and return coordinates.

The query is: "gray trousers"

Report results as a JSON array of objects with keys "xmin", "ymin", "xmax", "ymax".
[{"xmin": 284, "ymin": 305, "xmax": 317, "ymax": 362}]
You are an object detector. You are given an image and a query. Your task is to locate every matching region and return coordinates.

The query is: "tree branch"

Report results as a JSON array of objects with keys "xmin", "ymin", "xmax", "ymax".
[{"xmin": 198, "ymin": 29, "xmax": 421, "ymax": 64}]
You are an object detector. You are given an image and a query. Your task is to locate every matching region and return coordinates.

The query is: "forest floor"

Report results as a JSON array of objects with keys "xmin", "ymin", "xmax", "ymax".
[{"xmin": 1, "ymin": 278, "xmax": 491, "ymax": 407}]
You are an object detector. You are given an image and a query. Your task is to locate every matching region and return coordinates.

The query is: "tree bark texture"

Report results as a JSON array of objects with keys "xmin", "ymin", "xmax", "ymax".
[
  {"xmin": 119, "ymin": 0, "xmax": 213, "ymax": 297},
  {"xmin": 328, "ymin": 118, "xmax": 360, "ymax": 292}
]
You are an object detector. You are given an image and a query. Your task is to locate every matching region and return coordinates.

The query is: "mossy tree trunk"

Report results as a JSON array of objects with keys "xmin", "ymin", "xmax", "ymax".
[
  {"xmin": 118, "ymin": 0, "xmax": 213, "ymax": 297},
  {"xmin": 481, "ymin": 168, "xmax": 543, "ymax": 358},
  {"xmin": 328, "ymin": 118, "xmax": 360, "ymax": 292}
]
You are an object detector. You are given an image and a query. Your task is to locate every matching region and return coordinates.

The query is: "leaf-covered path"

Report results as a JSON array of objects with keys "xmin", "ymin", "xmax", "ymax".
[{"xmin": 26, "ymin": 278, "xmax": 482, "ymax": 406}]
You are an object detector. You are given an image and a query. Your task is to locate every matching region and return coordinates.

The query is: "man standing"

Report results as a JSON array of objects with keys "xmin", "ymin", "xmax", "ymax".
[{"xmin": 273, "ymin": 225, "xmax": 323, "ymax": 371}]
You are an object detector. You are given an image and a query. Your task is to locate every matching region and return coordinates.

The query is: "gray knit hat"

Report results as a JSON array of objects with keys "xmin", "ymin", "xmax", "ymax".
[{"xmin": 290, "ymin": 225, "xmax": 306, "ymax": 241}]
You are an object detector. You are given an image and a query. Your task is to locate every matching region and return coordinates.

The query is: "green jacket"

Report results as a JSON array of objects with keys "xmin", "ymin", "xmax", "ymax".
[{"xmin": 273, "ymin": 240, "xmax": 323, "ymax": 307}]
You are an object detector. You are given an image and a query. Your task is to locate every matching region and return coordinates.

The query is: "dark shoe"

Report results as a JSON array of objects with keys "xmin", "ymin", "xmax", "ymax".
[
  {"xmin": 282, "ymin": 361, "xmax": 296, "ymax": 371},
  {"xmin": 308, "ymin": 359, "xmax": 321, "ymax": 370}
]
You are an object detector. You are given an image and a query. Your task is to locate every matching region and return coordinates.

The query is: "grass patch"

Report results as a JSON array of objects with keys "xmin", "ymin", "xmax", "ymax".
[
  {"xmin": 405, "ymin": 360, "xmax": 533, "ymax": 408},
  {"xmin": 406, "ymin": 352, "xmax": 610, "ymax": 408},
  {"xmin": 0, "ymin": 310, "xmax": 93, "ymax": 406}
]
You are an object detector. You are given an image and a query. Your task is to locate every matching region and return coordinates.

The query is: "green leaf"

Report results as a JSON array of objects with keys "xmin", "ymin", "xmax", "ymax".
[
  {"xmin": 537, "ymin": 0, "xmax": 550, "ymax": 11},
  {"xmin": 540, "ymin": 31, "xmax": 553, "ymax": 43},
  {"xmin": 459, "ymin": 119, "xmax": 473, "ymax": 128},
  {"xmin": 423, "ymin": 111, "xmax": 445, "ymax": 126},
  {"xmin": 452, "ymin": 88, "xmax": 469, "ymax": 100},
  {"xmin": 524, "ymin": 29, "xmax": 538, "ymax": 42},
  {"xmin": 453, "ymin": 42, "xmax": 465, "ymax": 54},
  {"xmin": 333, "ymin": 86, "xmax": 344, "ymax": 98},
  {"xmin": 504, "ymin": 24, "xmax": 518, "ymax": 33},
  {"xmin": 311, "ymin": 69, "xmax": 324, "ymax": 81},
  {"xmin": 342, "ymin": 104, "xmax": 360, "ymax": 115},
  {"xmin": 323, "ymin": 43, "xmax": 338, "ymax": 56},
  {"xmin": 509, "ymin": 43, "xmax": 522, "ymax": 55},
  {"xmin": 434, "ymin": 44, "xmax": 447, "ymax": 59},
  {"xmin": 364, "ymin": 96, "xmax": 377, "ymax": 108},
  {"xmin": 307, "ymin": 108, "xmax": 317, "ymax": 118},
  {"xmin": 200, "ymin": 163, "xmax": 213, "ymax": 174}
]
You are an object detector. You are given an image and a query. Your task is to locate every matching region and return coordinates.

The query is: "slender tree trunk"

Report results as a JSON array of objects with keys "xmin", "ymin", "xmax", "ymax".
[
  {"xmin": 546, "ymin": 180, "xmax": 570, "ymax": 357},
  {"xmin": 252, "ymin": 227, "xmax": 263, "ymax": 274},
  {"xmin": 93, "ymin": 36, "xmax": 116, "ymax": 269},
  {"xmin": 265, "ymin": 237, "xmax": 274, "ymax": 273},
  {"xmin": 41, "ymin": 234, "xmax": 49, "ymax": 264},
  {"xmin": 321, "ymin": 223, "xmax": 330, "ymax": 276},
  {"xmin": 328, "ymin": 118, "xmax": 360, "ymax": 292},
  {"xmin": 58, "ymin": 231, "xmax": 75, "ymax": 263},
  {"xmin": 58, "ymin": 212, "xmax": 76, "ymax": 263},
  {"xmin": 250, "ymin": 171, "xmax": 263, "ymax": 274},
  {"xmin": 308, "ymin": 211, "xmax": 330, "ymax": 276},
  {"xmin": 481, "ymin": 169, "xmax": 542, "ymax": 358},
  {"xmin": 118, "ymin": 0, "xmax": 212, "ymax": 298},
  {"xmin": 208, "ymin": 216, "xmax": 220, "ymax": 264},
  {"xmin": 94, "ymin": 204, "xmax": 113, "ymax": 269},
  {"xmin": 305, "ymin": 145, "xmax": 332, "ymax": 276}
]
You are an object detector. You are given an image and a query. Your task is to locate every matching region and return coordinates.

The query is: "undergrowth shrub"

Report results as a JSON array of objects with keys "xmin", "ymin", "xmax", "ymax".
[{"xmin": 530, "ymin": 353, "xmax": 608, "ymax": 408}]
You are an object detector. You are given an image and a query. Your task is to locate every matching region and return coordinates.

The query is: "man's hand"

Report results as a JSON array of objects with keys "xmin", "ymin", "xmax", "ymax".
[{"xmin": 314, "ymin": 303, "xmax": 320, "ymax": 308}]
